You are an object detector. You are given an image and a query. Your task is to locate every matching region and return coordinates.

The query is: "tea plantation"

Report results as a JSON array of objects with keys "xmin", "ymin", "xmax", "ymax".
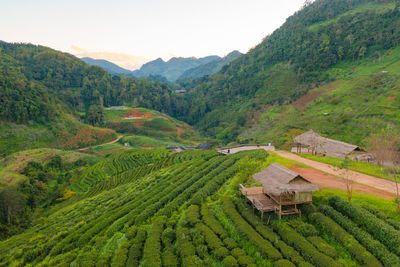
[{"xmin": 1, "ymin": 149, "xmax": 399, "ymax": 267}]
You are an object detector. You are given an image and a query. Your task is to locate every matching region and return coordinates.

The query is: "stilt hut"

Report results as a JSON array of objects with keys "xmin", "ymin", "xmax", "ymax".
[{"xmin": 240, "ymin": 163, "xmax": 320, "ymax": 220}]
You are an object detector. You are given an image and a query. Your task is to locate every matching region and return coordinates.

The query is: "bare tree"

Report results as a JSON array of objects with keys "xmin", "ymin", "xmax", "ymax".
[
  {"xmin": 368, "ymin": 128, "xmax": 400, "ymax": 213},
  {"xmin": 340, "ymin": 157, "xmax": 353, "ymax": 202}
]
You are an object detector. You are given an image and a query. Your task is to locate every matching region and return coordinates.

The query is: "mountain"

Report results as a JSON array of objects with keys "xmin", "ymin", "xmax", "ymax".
[
  {"xmin": 175, "ymin": 0, "xmax": 400, "ymax": 147},
  {"xmin": 81, "ymin": 57, "xmax": 132, "ymax": 75},
  {"xmin": 178, "ymin": 50, "xmax": 243, "ymax": 80},
  {"xmin": 0, "ymin": 41, "xmax": 188, "ymax": 155},
  {"xmin": 132, "ymin": 55, "xmax": 220, "ymax": 81}
]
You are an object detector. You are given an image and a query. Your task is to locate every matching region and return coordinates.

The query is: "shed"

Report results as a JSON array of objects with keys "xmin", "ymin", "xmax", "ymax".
[
  {"xmin": 197, "ymin": 144, "xmax": 212, "ymax": 150},
  {"xmin": 291, "ymin": 130, "xmax": 370, "ymax": 160},
  {"xmin": 240, "ymin": 163, "xmax": 319, "ymax": 220}
]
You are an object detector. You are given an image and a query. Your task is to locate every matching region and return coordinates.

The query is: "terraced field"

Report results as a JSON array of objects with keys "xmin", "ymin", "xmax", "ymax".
[{"xmin": 1, "ymin": 149, "xmax": 399, "ymax": 267}]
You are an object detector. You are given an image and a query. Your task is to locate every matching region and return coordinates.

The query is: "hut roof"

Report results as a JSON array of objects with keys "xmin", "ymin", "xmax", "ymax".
[
  {"xmin": 197, "ymin": 144, "xmax": 211, "ymax": 149},
  {"xmin": 293, "ymin": 130, "xmax": 361, "ymax": 159},
  {"xmin": 252, "ymin": 163, "xmax": 320, "ymax": 195}
]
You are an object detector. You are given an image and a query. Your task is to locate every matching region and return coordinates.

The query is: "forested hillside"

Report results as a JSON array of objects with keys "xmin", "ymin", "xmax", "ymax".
[
  {"xmin": 175, "ymin": 0, "xmax": 400, "ymax": 146},
  {"xmin": 0, "ymin": 42, "xmax": 190, "ymax": 154}
]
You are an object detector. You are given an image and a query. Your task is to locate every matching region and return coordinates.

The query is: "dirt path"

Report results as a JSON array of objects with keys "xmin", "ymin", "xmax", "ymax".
[
  {"xmin": 274, "ymin": 150, "xmax": 398, "ymax": 195},
  {"xmin": 291, "ymin": 166, "xmax": 395, "ymax": 199},
  {"xmin": 78, "ymin": 135, "xmax": 123, "ymax": 151}
]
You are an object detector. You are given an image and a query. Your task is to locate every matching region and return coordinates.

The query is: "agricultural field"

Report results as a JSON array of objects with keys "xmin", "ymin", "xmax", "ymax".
[
  {"xmin": 104, "ymin": 107, "xmax": 204, "ymax": 148},
  {"xmin": 1, "ymin": 149, "xmax": 399, "ymax": 267}
]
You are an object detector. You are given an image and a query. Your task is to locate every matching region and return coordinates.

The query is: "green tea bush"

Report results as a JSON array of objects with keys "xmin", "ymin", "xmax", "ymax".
[
  {"xmin": 201, "ymin": 204, "xmax": 228, "ymax": 238},
  {"xmin": 238, "ymin": 255, "xmax": 253, "ymax": 266},
  {"xmin": 142, "ymin": 217, "xmax": 165, "ymax": 267},
  {"xmin": 329, "ymin": 196, "xmax": 400, "ymax": 256},
  {"xmin": 111, "ymin": 238, "xmax": 130, "ymax": 267},
  {"xmin": 222, "ymin": 197, "xmax": 282, "ymax": 260},
  {"xmin": 274, "ymin": 224, "xmax": 340, "ymax": 267},
  {"xmin": 183, "ymin": 255, "xmax": 203, "ymax": 266},
  {"xmin": 307, "ymin": 236, "xmax": 337, "ymax": 259},
  {"xmin": 214, "ymin": 247, "xmax": 230, "ymax": 260},
  {"xmin": 197, "ymin": 223, "xmax": 224, "ymax": 249},
  {"xmin": 223, "ymin": 255, "xmax": 239, "ymax": 267},
  {"xmin": 320, "ymin": 204, "xmax": 400, "ymax": 266},
  {"xmin": 223, "ymin": 238, "xmax": 239, "ymax": 250},
  {"xmin": 161, "ymin": 227, "xmax": 175, "ymax": 246},
  {"xmin": 187, "ymin": 205, "xmax": 201, "ymax": 226},
  {"xmin": 162, "ymin": 247, "xmax": 178, "ymax": 267},
  {"xmin": 309, "ymin": 212, "xmax": 381, "ymax": 267},
  {"xmin": 274, "ymin": 240, "xmax": 304, "ymax": 265},
  {"xmin": 274, "ymin": 259, "xmax": 296, "ymax": 267},
  {"xmin": 232, "ymin": 248, "xmax": 246, "ymax": 258},
  {"xmin": 362, "ymin": 205, "xmax": 400, "ymax": 230}
]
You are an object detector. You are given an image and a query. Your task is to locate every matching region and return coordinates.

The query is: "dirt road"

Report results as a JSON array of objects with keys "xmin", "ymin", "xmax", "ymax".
[
  {"xmin": 274, "ymin": 150, "xmax": 397, "ymax": 196},
  {"xmin": 78, "ymin": 135, "xmax": 123, "ymax": 151}
]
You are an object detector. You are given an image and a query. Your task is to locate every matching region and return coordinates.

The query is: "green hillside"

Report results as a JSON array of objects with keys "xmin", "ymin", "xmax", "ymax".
[
  {"xmin": 176, "ymin": 0, "xmax": 400, "ymax": 147},
  {"xmin": 1, "ymin": 149, "xmax": 399, "ymax": 266},
  {"xmin": 104, "ymin": 107, "xmax": 205, "ymax": 149}
]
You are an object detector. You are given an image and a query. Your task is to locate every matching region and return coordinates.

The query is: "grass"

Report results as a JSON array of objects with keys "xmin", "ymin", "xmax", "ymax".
[
  {"xmin": 89, "ymin": 143, "xmax": 125, "ymax": 152},
  {"xmin": 297, "ymin": 154, "xmax": 392, "ymax": 180}
]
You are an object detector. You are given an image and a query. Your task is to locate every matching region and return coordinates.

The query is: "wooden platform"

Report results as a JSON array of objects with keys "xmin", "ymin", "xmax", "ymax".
[{"xmin": 240, "ymin": 184, "xmax": 301, "ymax": 220}]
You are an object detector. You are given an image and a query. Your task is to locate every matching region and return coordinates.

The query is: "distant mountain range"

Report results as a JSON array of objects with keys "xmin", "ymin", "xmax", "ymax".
[
  {"xmin": 177, "ymin": 50, "xmax": 242, "ymax": 80},
  {"xmin": 132, "ymin": 56, "xmax": 220, "ymax": 81},
  {"xmin": 81, "ymin": 57, "xmax": 132, "ymax": 75},
  {"xmin": 80, "ymin": 52, "xmax": 243, "ymax": 81}
]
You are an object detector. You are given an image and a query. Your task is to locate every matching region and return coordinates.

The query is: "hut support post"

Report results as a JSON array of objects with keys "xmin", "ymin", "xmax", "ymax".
[
  {"xmin": 279, "ymin": 195, "xmax": 282, "ymax": 220},
  {"xmin": 261, "ymin": 211, "xmax": 264, "ymax": 222}
]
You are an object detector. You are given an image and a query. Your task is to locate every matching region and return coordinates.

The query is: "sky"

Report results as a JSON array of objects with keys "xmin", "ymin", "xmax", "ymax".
[{"xmin": 1, "ymin": 0, "xmax": 305, "ymax": 69}]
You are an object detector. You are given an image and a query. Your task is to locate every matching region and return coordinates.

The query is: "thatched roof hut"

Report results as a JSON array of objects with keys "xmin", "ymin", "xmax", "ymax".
[
  {"xmin": 292, "ymin": 130, "xmax": 365, "ymax": 159},
  {"xmin": 253, "ymin": 163, "xmax": 320, "ymax": 197}
]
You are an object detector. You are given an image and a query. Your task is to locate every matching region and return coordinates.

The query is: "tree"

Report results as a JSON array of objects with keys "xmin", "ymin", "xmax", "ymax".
[
  {"xmin": 86, "ymin": 105, "xmax": 105, "ymax": 127},
  {"xmin": 340, "ymin": 156, "xmax": 353, "ymax": 202},
  {"xmin": 0, "ymin": 187, "xmax": 25, "ymax": 224}
]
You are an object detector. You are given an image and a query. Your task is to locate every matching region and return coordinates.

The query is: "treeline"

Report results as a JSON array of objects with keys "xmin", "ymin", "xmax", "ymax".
[
  {"xmin": 0, "ymin": 156, "xmax": 92, "ymax": 239},
  {"xmin": 0, "ymin": 42, "xmax": 188, "ymax": 125}
]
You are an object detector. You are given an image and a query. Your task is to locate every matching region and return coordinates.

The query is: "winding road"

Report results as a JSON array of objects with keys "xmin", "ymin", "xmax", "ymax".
[{"xmin": 78, "ymin": 135, "xmax": 123, "ymax": 151}]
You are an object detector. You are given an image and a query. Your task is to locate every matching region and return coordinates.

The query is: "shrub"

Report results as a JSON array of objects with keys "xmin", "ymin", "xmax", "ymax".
[
  {"xmin": 125, "ymin": 226, "xmax": 137, "ymax": 240},
  {"xmin": 195, "ymin": 244, "xmax": 208, "ymax": 258},
  {"xmin": 232, "ymin": 248, "xmax": 246, "ymax": 258},
  {"xmin": 298, "ymin": 204, "xmax": 316, "ymax": 216},
  {"xmin": 238, "ymin": 255, "xmax": 253, "ymax": 266},
  {"xmin": 274, "ymin": 259, "xmax": 296, "ymax": 267},
  {"xmin": 274, "ymin": 223, "xmax": 340, "ymax": 267},
  {"xmin": 183, "ymin": 255, "xmax": 203, "ymax": 267},
  {"xmin": 223, "ymin": 255, "xmax": 239, "ymax": 267},
  {"xmin": 298, "ymin": 261, "xmax": 314, "ymax": 267},
  {"xmin": 214, "ymin": 247, "xmax": 229, "ymax": 260},
  {"xmin": 161, "ymin": 227, "xmax": 175, "ymax": 246},
  {"xmin": 186, "ymin": 205, "xmax": 200, "ymax": 226},
  {"xmin": 111, "ymin": 239, "xmax": 130, "ymax": 267},
  {"xmin": 222, "ymin": 197, "xmax": 282, "ymax": 260},
  {"xmin": 142, "ymin": 217, "xmax": 165, "ymax": 267},
  {"xmin": 295, "ymin": 223, "xmax": 318, "ymax": 237},
  {"xmin": 329, "ymin": 196, "xmax": 400, "ymax": 256},
  {"xmin": 179, "ymin": 242, "xmax": 196, "ymax": 257},
  {"xmin": 162, "ymin": 247, "xmax": 178, "ymax": 267},
  {"xmin": 197, "ymin": 223, "xmax": 224, "ymax": 249},
  {"xmin": 320, "ymin": 204, "xmax": 400, "ymax": 266},
  {"xmin": 362, "ymin": 205, "xmax": 400, "ymax": 231},
  {"xmin": 223, "ymin": 238, "xmax": 239, "ymax": 249},
  {"xmin": 274, "ymin": 240, "xmax": 304, "ymax": 265},
  {"xmin": 307, "ymin": 236, "xmax": 337, "ymax": 259},
  {"xmin": 126, "ymin": 226, "xmax": 146, "ymax": 266},
  {"xmin": 201, "ymin": 204, "xmax": 228, "ymax": 238},
  {"xmin": 309, "ymin": 212, "xmax": 381, "ymax": 267}
]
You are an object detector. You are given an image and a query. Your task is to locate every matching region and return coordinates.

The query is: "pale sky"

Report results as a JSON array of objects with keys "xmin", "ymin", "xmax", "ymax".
[{"xmin": 1, "ymin": 0, "xmax": 305, "ymax": 68}]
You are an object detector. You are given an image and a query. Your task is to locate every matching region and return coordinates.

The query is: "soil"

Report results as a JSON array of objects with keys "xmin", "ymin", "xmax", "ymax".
[
  {"xmin": 274, "ymin": 150, "xmax": 398, "ymax": 196},
  {"xmin": 121, "ymin": 108, "xmax": 153, "ymax": 119},
  {"xmin": 291, "ymin": 166, "xmax": 395, "ymax": 199},
  {"xmin": 176, "ymin": 127, "xmax": 183, "ymax": 138}
]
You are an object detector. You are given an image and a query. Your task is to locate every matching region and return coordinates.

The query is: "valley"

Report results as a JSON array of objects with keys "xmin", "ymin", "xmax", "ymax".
[{"xmin": 1, "ymin": 0, "xmax": 400, "ymax": 266}]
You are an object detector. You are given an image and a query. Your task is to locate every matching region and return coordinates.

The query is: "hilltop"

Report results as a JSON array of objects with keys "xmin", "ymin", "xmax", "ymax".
[
  {"xmin": 80, "ymin": 57, "xmax": 132, "ymax": 76},
  {"xmin": 176, "ymin": 0, "xmax": 400, "ymax": 147}
]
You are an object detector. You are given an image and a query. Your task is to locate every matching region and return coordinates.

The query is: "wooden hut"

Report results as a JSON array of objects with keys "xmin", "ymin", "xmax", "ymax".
[
  {"xmin": 240, "ymin": 163, "xmax": 320, "ymax": 220},
  {"xmin": 291, "ymin": 130, "xmax": 372, "ymax": 161}
]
